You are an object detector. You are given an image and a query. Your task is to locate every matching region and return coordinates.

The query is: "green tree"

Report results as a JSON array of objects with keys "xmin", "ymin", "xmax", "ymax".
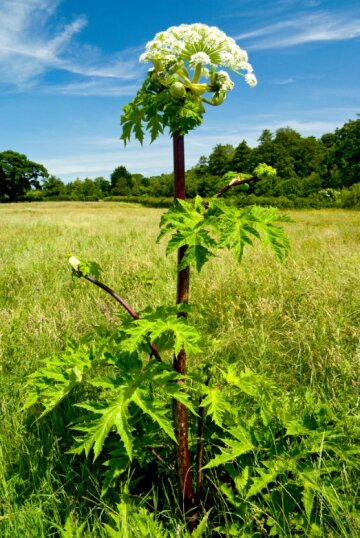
[
  {"xmin": 67, "ymin": 178, "xmax": 84, "ymax": 200},
  {"xmin": 149, "ymin": 173, "xmax": 173, "ymax": 197},
  {"xmin": 332, "ymin": 118, "xmax": 360, "ymax": 187},
  {"xmin": 185, "ymin": 168, "xmax": 221, "ymax": 197},
  {"xmin": 110, "ymin": 165, "xmax": 133, "ymax": 195},
  {"xmin": 249, "ymin": 130, "xmax": 277, "ymax": 173},
  {"xmin": 295, "ymin": 136, "xmax": 325, "ymax": 178},
  {"xmin": 194, "ymin": 155, "xmax": 209, "ymax": 177},
  {"xmin": 129, "ymin": 173, "xmax": 146, "ymax": 196},
  {"xmin": 42, "ymin": 176, "xmax": 65, "ymax": 198},
  {"xmin": 81, "ymin": 178, "xmax": 102, "ymax": 199},
  {"xmin": 0, "ymin": 150, "xmax": 48, "ymax": 202},
  {"xmin": 230, "ymin": 140, "xmax": 253, "ymax": 173},
  {"xmin": 208, "ymin": 144, "xmax": 234, "ymax": 176},
  {"xmin": 272, "ymin": 128, "xmax": 299, "ymax": 179},
  {"xmin": 94, "ymin": 176, "xmax": 111, "ymax": 197}
]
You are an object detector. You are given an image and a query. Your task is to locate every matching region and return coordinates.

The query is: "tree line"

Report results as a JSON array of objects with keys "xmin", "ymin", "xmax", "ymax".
[{"xmin": 1, "ymin": 116, "xmax": 359, "ymax": 207}]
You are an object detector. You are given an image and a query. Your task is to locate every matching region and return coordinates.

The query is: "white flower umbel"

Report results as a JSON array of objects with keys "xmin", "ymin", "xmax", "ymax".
[
  {"xmin": 216, "ymin": 71, "xmax": 234, "ymax": 91},
  {"xmin": 189, "ymin": 52, "xmax": 211, "ymax": 67},
  {"xmin": 140, "ymin": 23, "xmax": 257, "ymax": 100}
]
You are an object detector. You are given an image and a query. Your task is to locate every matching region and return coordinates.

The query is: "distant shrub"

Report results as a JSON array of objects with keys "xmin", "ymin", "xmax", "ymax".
[
  {"xmin": 338, "ymin": 182, "xmax": 360, "ymax": 208},
  {"xmin": 21, "ymin": 190, "xmax": 45, "ymax": 202},
  {"xmin": 104, "ymin": 195, "xmax": 173, "ymax": 208},
  {"xmin": 12, "ymin": 186, "xmax": 360, "ymax": 210}
]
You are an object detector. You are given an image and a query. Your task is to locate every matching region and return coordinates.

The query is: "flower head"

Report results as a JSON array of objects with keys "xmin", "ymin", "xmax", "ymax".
[
  {"xmin": 121, "ymin": 23, "xmax": 257, "ymax": 143},
  {"xmin": 139, "ymin": 23, "xmax": 256, "ymax": 83},
  {"xmin": 189, "ymin": 52, "xmax": 211, "ymax": 67},
  {"xmin": 216, "ymin": 71, "xmax": 234, "ymax": 92}
]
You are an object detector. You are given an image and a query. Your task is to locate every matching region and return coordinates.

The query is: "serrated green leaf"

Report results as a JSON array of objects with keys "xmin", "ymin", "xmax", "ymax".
[
  {"xmin": 132, "ymin": 392, "xmax": 176, "ymax": 442},
  {"xmin": 120, "ymin": 314, "xmax": 202, "ymax": 357},
  {"xmin": 200, "ymin": 387, "xmax": 231, "ymax": 427},
  {"xmin": 24, "ymin": 344, "xmax": 92, "ymax": 417},
  {"xmin": 203, "ymin": 427, "xmax": 253, "ymax": 469},
  {"xmin": 234, "ymin": 466, "xmax": 249, "ymax": 494},
  {"xmin": 159, "ymin": 196, "xmax": 290, "ymax": 272},
  {"xmin": 246, "ymin": 468, "xmax": 279, "ymax": 498},
  {"xmin": 69, "ymin": 394, "xmax": 134, "ymax": 460},
  {"xmin": 191, "ymin": 509, "xmax": 212, "ymax": 538},
  {"xmin": 103, "ymin": 523, "xmax": 122, "ymax": 538},
  {"xmin": 101, "ymin": 452, "xmax": 130, "ymax": 496},
  {"xmin": 158, "ymin": 198, "xmax": 216, "ymax": 272}
]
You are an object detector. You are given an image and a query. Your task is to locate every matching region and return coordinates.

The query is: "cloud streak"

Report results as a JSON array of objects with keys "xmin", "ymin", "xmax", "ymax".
[
  {"xmin": 42, "ymin": 80, "xmax": 140, "ymax": 97},
  {"xmin": 0, "ymin": 0, "xmax": 141, "ymax": 91},
  {"xmin": 235, "ymin": 11, "xmax": 360, "ymax": 49}
]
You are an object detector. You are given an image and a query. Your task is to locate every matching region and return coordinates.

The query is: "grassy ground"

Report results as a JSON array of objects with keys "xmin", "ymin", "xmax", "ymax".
[{"xmin": 0, "ymin": 202, "xmax": 359, "ymax": 536}]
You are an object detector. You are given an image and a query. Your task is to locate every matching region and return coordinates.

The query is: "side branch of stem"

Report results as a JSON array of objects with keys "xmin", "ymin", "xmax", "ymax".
[
  {"xmin": 216, "ymin": 174, "xmax": 261, "ymax": 198},
  {"xmin": 83, "ymin": 274, "xmax": 162, "ymax": 362}
]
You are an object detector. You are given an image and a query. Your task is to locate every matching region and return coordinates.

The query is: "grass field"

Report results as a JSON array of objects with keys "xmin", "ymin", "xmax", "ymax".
[{"xmin": 0, "ymin": 202, "xmax": 359, "ymax": 536}]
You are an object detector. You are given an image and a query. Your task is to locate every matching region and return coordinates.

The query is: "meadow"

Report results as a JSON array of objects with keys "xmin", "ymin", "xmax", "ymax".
[{"xmin": 0, "ymin": 202, "xmax": 359, "ymax": 537}]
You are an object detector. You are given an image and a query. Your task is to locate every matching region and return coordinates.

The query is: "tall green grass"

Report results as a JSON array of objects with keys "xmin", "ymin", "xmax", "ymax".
[{"xmin": 0, "ymin": 202, "xmax": 359, "ymax": 536}]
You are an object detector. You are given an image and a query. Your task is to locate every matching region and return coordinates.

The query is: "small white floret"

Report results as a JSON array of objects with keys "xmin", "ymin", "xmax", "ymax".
[{"xmin": 245, "ymin": 73, "xmax": 257, "ymax": 87}]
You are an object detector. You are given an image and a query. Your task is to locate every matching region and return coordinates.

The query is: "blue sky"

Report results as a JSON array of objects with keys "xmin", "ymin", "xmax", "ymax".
[{"xmin": 0, "ymin": 0, "xmax": 359, "ymax": 181}]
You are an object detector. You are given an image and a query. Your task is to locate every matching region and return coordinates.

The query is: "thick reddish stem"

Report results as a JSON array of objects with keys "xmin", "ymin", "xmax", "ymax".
[{"xmin": 173, "ymin": 133, "xmax": 195, "ymax": 514}]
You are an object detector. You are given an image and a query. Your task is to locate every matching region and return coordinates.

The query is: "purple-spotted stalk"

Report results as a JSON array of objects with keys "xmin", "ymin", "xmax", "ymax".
[{"xmin": 172, "ymin": 133, "xmax": 194, "ymax": 511}]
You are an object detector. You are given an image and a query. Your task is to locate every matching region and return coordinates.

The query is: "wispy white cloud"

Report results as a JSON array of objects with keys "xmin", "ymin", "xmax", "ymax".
[
  {"xmin": 0, "ymin": 0, "xmax": 141, "ymax": 90},
  {"xmin": 235, "ymin": 11, "xmax": 360, "ymax": 49},
  {"xmin": 270, "ymin": 73, "xmax": 325, "ymax": 85},
  {"xmin": 42, "ymin": 80, "xmax": 139, "ymax": 97},
  {"xmin": 271, "ymin": 77, "xmax": 296, "ymax": 85}
]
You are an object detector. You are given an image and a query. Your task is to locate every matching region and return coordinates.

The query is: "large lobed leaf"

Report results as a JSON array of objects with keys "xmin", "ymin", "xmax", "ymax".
[
  {"xmin": 120, "ymin": 311, "xmax": 202, "ymax": 357},
  {"xmin": 24, "ymin": 342, "xmax": 93, "ymax": 417},
  {"xmin": 69, "ymin": 360, "xmax": 197, "ymax": 462},
  {"xmin": 158, "ymin": 196, "xmax": 291, "ymax": 272}
]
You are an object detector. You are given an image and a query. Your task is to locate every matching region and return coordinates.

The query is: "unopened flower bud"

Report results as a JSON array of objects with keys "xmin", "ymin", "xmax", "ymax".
[
  {"xmin": 69, "ymin": 256, "xmax": 81, "ymax": 272},
  {"xmin": 169, "ymin": 81, "xmax": 186, "ymax": 99},
  {"xmin": 212, "ymin": 91, "xmax": 226, "ymax": 105}
]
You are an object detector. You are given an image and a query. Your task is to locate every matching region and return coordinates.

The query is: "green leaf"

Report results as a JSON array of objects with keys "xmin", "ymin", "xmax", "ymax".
[
  {"xmin": 246, "ymin": 468, "xmax": 279, "ymax": 498},
  {"xmin": 203, "ymin": 427, "xmax": 253, "ymax": 469},
  {"xmin": 120, "ymin": 73, "xmax": 205, "ymax": 144},
  {"xmin": 69, "ymin": 394, "xmax": 134, "ymax": 460},
  {"xmin": 179, "ymin": 243, "xmax": 214, "ymax": 272},
  {"xmin": 132, "ymin": 392, "xmax": 176, "ymax": 442},
  {"xmin": 222, "ymin": 366, "xmax": 272, "ymax": 397},
  {"xmin": 158, "ymin": 198, "xmax": 215, "ymax": 272},
  {"xmin": 24, "ymin": 343, "xmax": 92, "ymax": 417},
  {"xmin": 234, "ymin": 466, "xmax": 249, "ymax": 494},
  {"xmin": 208, "ymin": 200, "xmax": 291, "ymax": 263},
  {"xmin": 101, "ymin": 449, "xmax": 130, "ymax": 496},
  {"xmin": 302, "ymin": 485, "xmax": 315, "ymax": 521},
  {"xmin": 120, "ymin": 313, "xmax": 202, "ymax": 357},
  {"xmin": 252, "ymin": 163, "xmax": 277, "ymax": 179},
  {"xmin": 200, "ymin": 386, "xmax": 232, "ymax": 427},
  {"xmin": 159, "ymin": 196, "xmax": 290, "ymax": 272},
  {"xmin": 191, "ymin": 509, "xmax": 212, "ymax": 538}
]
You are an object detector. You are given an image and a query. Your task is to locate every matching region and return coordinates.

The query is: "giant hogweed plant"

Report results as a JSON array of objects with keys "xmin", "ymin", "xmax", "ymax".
[{"xmin": 25, "ymin": 24, "xmax": 360, "ymax": 536}]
